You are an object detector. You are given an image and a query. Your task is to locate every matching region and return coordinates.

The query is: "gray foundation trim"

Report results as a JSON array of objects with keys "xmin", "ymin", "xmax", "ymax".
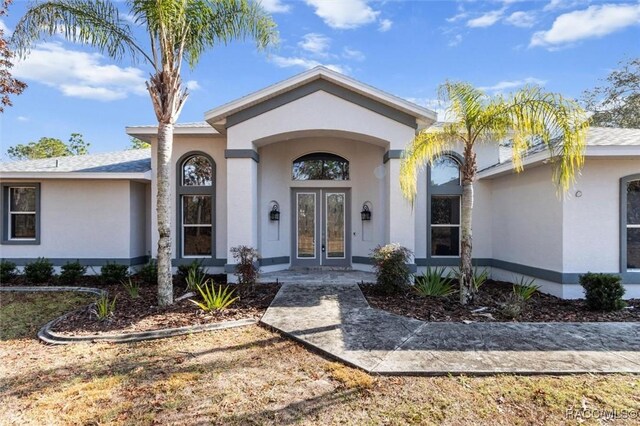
[
  {"xmin": 621, "ymin": 173, "xmax": 640, "ymax": 274},
  {"xmin": 1, "ymin": 256, "xmax": 149, "ymax": 266},
  {"xmin": 352, "ymin": 256, "xmax": 373, "ymax": 265},
  {"xmin": 260, "ymin": 256, "xmax": 290, "ymax": 266},
  {"xmin": 382, "ymin": 150, "xmax": 403, "ymax": 164},
  {"xmin": 172, "ymin": 258, "xmax": 226, "ymax": 267},
  {"xmin": 414, "ymin": 258, "xmax": 639, "ymax": 285},
  {"xmin": 224, "ymin": 149, "xmax": 260, "ymax": 163},
  {"xmin": 226, "ymin": 79, "xmax": 418, "ymax": 129},
  {"xmin": 1, "ymin": 182, "xmax": 41, "ymax": 245}
]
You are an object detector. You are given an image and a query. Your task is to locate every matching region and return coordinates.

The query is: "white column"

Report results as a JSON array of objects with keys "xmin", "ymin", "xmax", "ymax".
[
  {"xmin": 385, "ymin": 157, "xmax": 415, "ymax": 259},
  {"xmin": 226, "ymin": 157, "xmax": 258, "ymax": 282}
]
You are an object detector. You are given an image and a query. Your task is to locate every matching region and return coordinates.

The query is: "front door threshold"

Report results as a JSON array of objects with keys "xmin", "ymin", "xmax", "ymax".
[{"xmin": 288, "ymin": 266, "xmax": 354, "ymax": 272}]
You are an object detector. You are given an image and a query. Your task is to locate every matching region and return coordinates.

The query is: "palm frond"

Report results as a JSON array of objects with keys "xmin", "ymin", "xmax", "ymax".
[
  {"xmin": 439, "ymin": 81, "xmax": 487, "ymax": 133},
  {"xmin": 500, "ymin": 86, "xmax": 589, "ymax": 191},
  {"xmin": 11, "ymin": 0, "xmax": 151, "ymax": 63},
  {"xmin": 399, "ymin": 129, "xmax": 458, "ymax": 203}
]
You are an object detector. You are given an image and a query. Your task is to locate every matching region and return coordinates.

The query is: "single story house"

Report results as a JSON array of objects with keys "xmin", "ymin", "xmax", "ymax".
[{"xmin": 1, "ymin": 67, "xmax": 639, "ymax": 298}]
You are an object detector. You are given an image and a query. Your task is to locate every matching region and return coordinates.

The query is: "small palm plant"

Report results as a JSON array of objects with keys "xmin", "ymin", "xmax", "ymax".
[
  {"xmin": 452, "ymin": 267, "xmax": 490, "ymax": 292},
  {"xmin": 122, "ymin": 278, "xmax": 140, "ymax": 298},
  {"xmin": 190, "ymin": 281, "xmax": 238, "ymax": 312},
  {"xmin": 92, "ymin": 293, "xmax": 116, "ymax": 321},
  {"xmin": 512, "ymin": 277, "xmax": 540, "ymax": 301},
  {"xmin": 414, "ymin": 267, "xmax": 456, "ymax": 297},
  {"xmin": 185, "ymin": 263, "xmax": 207, "ymax": 291}
]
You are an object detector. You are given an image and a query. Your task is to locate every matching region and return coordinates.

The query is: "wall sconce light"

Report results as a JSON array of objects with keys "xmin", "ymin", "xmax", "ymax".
[
  {"xmin": 269, "ymin": 202, "xmax": 280, "ymax": 221},
  {"xmin": 361, "ymin": 203, "xmax": 372, "ymax": 221}
]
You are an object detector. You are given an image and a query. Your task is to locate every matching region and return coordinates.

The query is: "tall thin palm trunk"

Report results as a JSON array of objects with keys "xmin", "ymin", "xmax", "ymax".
[
  {"xmin": 459, "ymin": 144, "xmax": 476, "ymax": 304},
  {"xmin": 156, "ymin": 121, "xmax": 174, "ymax": 306}
]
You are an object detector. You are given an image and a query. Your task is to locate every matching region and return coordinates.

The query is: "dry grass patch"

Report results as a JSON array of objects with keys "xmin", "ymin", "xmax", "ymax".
[{"xmin": 1, "ymin": 292, "xmax": 639, "ymax": 425}]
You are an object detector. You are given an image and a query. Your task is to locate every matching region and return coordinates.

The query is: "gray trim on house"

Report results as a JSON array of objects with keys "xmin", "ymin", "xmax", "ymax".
[
  {"xmin": 1, "ymin": 182, "xmax": 41, "ymax": 245},
  {"xmin": 172, "ymin": 258, "xmax": 226, "ymax": 267},
  {"xmin": 224, "ymin": 149, "xmax": 260, "ymax": 163},
  {"xmin": 225, "ymin": 79, "xmax": 418, "ymax": 129},
  {"xmin": 382, "ymin": 150, "xmax": 403, "ymax": 164},
  {"xmin": 413, "ymin": 257, "xmax": 639, "ymax": 285},
  {"xmin": 352, "ymin": 256, "xmax": 373, "ymax": 265},
  {"xmin": 620, "ymin": 173, "xmax": 640, "ymax": 274},
  {"xmin": 175, "ymin": 151, "xmax": 216, "ymax": 261},
  {"xmin": 259, "ymin": 256, "xmax": 290, "ymax": 266},
  {"xmin": 1, "ymin": 256, "xmax": 149, "ymax": 266}
]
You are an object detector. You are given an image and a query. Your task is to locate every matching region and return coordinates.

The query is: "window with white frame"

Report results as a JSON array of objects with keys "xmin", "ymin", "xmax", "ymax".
[
  {"xmin": 178, "ymin": 154, "xmax": 214, "ymax": 257},
  {"xmin": 626, "ymin": 179, "xmax": 640, "ymax": 270},
  {"xmin": 429, "ymin": 155, "xmax": 462, "ymax": 257},
  {"xmin": 2, "ymin": 184, "xmax": 40, "ymax": 244}
]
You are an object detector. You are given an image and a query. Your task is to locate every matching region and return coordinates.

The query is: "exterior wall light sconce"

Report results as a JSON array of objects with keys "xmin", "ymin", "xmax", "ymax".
[
  {"xmin": 361, "ymin": 203, "xmax": 372, "ymax": 221},
  {"xmin": 269, "ymin": 202, "xmax": 280, "ymax": 221}
]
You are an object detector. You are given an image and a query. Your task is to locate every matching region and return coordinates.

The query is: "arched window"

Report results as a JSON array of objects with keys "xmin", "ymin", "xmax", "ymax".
[
  {"xmin": 622, "ymin": 175, "xmax": 640, "ymax": 271},
  {"xmin": 429, "ymin": 154, "xmax": 462, "ymax": 257},
  {"xmin": 178, "ymin": 153, "xmax": 215, "ymax": 258},
  {"xmin": 292, "ymin": 153, "xmax": 349, "ymax": 181}
]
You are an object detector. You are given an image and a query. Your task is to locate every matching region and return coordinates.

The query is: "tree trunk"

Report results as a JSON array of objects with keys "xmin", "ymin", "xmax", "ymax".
[
  {"xmin": 459, "ymin": 144, "xmax": 477, "ymax": 305},
  {"xmin": 156, "ymin": 121, "xmax": 174, "ymax": 306}
]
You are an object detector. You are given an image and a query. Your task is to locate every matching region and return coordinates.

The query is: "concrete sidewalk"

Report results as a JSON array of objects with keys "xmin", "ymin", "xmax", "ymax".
[{"xmin": 260, "ymin": 283, "xmax": 640, "ymax": 375}]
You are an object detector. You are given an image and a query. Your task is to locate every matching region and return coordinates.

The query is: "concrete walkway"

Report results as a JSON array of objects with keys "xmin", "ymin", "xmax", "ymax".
[
  {"xmin": 258, "ymin": 270, "xmax": 376, "ymax": 285},
  {"xmin": 260, "ymin": 283, "xmax": 640, "ymax": 375}
]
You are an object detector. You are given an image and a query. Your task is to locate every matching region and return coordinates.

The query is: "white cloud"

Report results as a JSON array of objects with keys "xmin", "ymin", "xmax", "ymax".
[
  {"xmin": 342, "ymin": 47, "xmax": 365, "ymax": 61},
  {"xmin": 0, "ymin": 19, "xmax": 11, "ymax": 36},
  {"xmin": 447, "ymin": 12, "xmax": 468, "ymax": 23},
  {"xmin": 467, "ymin": 9, "xmax": 505, "ymax": 28},
  {"xmin": 542, "ymin": 0, "xmax": 585, "ymax": 12},
  {"xmin": 479, "ymin": 77, "xmax": 547, "ymax": 92},
  {"xmin": 298, "ymin": 33, "xmax": 331, "ymax": 56},
  {"xmin": 378, "ymin": 18, "xmax": 393, "ymax": 32},
  {"xmin": 270, "ymin": 54, "xmax": 349, "ymax": 74},
  {"xmin": 531, "ymin": 3, "xmax": 640, "ymax": 48},
  {"xmin": 505, "ymin": 11, "xmax": 537, "ymax": 28},
  {"xmin": 448, "ymin": 34, "xmax": 463, "ymax": 47},
  {"xmin": 16, "ymin": 116, "xmax": 29, "ymax": 122},
  {"xmin": 186, "ymin": 80, "xmax": 201, "ymax": 91},
  {"xmin": 305, "ymin": 0, "xmax": 379, "ymax": 29},
  {"xmin": 259, "ymin": 0, "xmax": 291, "ymax": 13},
  {"xmin": 12, "ymin": 42, "xmax": 147, "ymax": 101}
]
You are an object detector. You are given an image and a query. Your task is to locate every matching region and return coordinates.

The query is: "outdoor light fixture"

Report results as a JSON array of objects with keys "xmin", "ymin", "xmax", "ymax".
[
  {"xmin": 269, "ymin": 202, "xmax": 280, "ymax": 221},
  {"xmin": 361, "ymin": 204, "xmax": 372, "ymax": 221}
]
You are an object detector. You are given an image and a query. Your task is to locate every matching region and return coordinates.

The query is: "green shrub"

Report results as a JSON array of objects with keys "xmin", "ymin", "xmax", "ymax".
[
  {"xmin": 59, "ymin": 260, "xmax": 87, "ymax": 285},
  {"xmin": 136, "ymin": 259, "xmax": 157, "ymax": 285},
  {"xmin": 190, "ymin": 282, "xmax": 238, "ymax": 312},
  {"xmin": 92, "ymin": 293, "xmax": 116, "ymax": 321},
  {"xmin": 178, "ymin": 259, "xmax": 204, "ymax": 280},
  {"xmin": 371, "ymin": 244, "xmax": 412, "ymax": 294},
  {"xmin": 122, "ymin": 278, "xmax": 140, "ymax": 298},
  {"xmin": 580, "ymin": 272, "xmax": 626, "ymax": 311},
  {"xmin": 230, "ymin": 245, "xmax": 260, "ymax": 286},
  {"xmin": 0, "ymin": 260, "xmax": 18, "ymax": 283},
  {"xmin": 24, "ymin": 257, "xmax": 54, "ymax": 284},
  {"xmin": 512, "ymin": 277, "xmax": 540, "ymax": 301},
  {"xmin": 414, "ymin": 267, "xmax": 455, "ymax": 297},
  {"xmin": 185, "ymin": 262, "xmax": 207, "ymax": 291},
  {"xmin": 100, "ymin": 262, "xmax": 129, "ymax": 284},
  {"xmin": 452, "ymin": 267, "xmax": 490, "ymax": 292}
]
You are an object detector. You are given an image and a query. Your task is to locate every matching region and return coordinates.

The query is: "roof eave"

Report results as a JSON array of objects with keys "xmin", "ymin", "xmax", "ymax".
[
  {"xmin": 0, "ymin": 171, "xmax": 152, "ymax": 180},
  {"xmin": 204, "ymin": 66, "xmax": 437, "ymax": 132}
]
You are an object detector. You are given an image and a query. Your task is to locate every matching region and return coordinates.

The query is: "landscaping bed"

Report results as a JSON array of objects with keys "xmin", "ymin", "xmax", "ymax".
[
  {"xmin": 51, "ymin": 282, "xmax": 280, "ymax": 336},
  {"xmin": 359, "ymin": 280, "xmax": 640, "ymax": 322}
]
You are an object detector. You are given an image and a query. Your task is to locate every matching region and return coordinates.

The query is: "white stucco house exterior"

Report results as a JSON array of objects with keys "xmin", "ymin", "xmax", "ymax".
[{"xmin": 1, "ymin": 67, "xmax": 639, "ymax": 299}]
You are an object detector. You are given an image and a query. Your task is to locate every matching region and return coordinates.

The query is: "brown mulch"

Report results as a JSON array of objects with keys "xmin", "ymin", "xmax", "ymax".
[
  {"xmin": 51, "ymin": 282, "xmax": 281, "ymax": 336},
  {"xmin": 360, "ymin": 280, "xmax": 640, "ymax": 322}
]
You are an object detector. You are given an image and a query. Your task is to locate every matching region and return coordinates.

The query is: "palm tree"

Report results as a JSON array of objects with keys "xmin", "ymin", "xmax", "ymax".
[
  {"xmin": 400, "ymin": 82, "xmax": 589, "ymax": 305},
  {"xmin": 11, "ymin": 0, "xmax": 277, "ymax": 306}
]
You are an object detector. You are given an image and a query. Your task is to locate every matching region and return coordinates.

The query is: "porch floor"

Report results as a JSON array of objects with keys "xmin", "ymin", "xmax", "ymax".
[{"xmin": 258, "ymin": 269, "xmax": 376, "ymax": 285}]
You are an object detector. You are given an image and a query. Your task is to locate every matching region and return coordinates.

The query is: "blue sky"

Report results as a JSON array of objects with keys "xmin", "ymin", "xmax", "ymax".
[{"xmin": 1, "ymin": 0, "xmax": 639, "ymax": 155}]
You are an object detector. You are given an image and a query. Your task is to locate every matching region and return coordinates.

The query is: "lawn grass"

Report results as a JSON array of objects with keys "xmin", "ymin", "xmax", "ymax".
[
  {"xmin": 0, "ymin": 292, "xmax": 638, "ymax": 425},
  {"xmin": 0, "ymin": 292, "xmax": 93, "ymax": 340}
]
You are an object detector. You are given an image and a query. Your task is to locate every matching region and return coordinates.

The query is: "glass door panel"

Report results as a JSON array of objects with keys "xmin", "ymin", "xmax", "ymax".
[
  {"xmin": 297, "ymin": 193, "xmax": 316, "ymax": 259},
  {"xmin": 325, "ymin": 193, "xmax": 345, "ymax": 258}
]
